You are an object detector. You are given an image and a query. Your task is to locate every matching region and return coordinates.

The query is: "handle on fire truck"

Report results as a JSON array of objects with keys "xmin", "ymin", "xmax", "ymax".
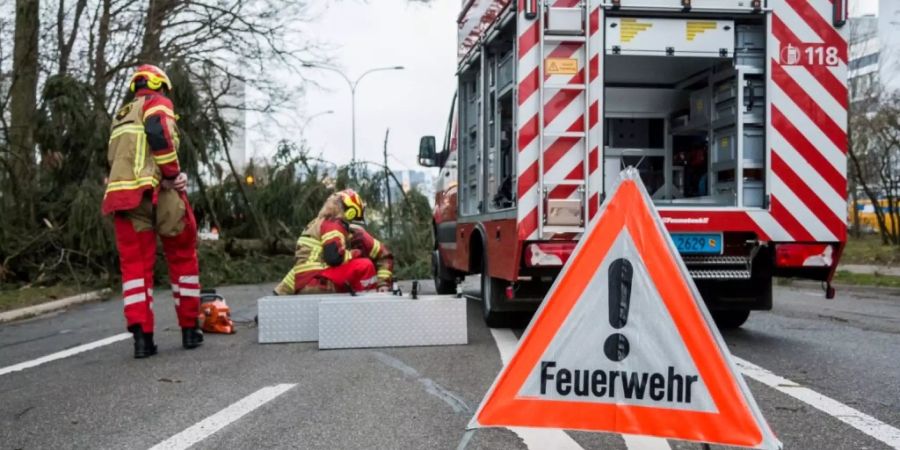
[
  {"xmin": 744, "ymin": 80, "xmax": 755, "ymax": 113},
  {"xmin": 524, "ymin": 0, "xmax": 538, "ymax": 20},
  {"xmin": 833, "ymin": 0, "xmax": 848, "ymax": 27}
]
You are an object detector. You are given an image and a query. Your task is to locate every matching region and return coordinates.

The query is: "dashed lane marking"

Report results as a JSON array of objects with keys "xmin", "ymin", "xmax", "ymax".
[
  {"xmin": 735, "ymin": 357, "xmax": 900, "ymax": 449},
  {"xmin": 0, "ymin": 333, "xmax": 131, "ymax": 377},
  {"xmin": 148, "ymin": 383, "xmax": 297, "ymax": 450}
]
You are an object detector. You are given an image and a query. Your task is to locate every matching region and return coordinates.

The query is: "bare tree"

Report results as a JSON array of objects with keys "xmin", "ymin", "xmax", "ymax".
[
  {"xmin": 0, "ymin": 0, "xmax": 331, "ymax": 285},
  {"xmin": 849, "ymin": 93, "xmax": 900, "ymax": 245},
  {"xmin": 846, "ymin": 9, "xmax": 900, "ymax": 244},
  {"xmin": 55, "ymin": 0, "xmax": 87, "ymax": 74},
  {"xmin": 139, "ymin": 0, "xmax": 176, "ymax": 63},
  {"xmin": 7, "ymin": 0, "xmax": 40, "ymax": 224}
]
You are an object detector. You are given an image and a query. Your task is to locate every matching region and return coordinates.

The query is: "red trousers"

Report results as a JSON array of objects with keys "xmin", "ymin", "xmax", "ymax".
[
  {"xmin": 319, "ymin": 258, "xmax": 378, "ymax": 293},
  {"xmin": 114, "ymin": 191, "xmax": 200, "ymax": 332}
]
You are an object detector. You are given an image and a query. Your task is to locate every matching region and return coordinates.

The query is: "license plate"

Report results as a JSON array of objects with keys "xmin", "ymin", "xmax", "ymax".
[{"xmin": 672, "ymin": 233, "xmax": 723, "ymax": 255}]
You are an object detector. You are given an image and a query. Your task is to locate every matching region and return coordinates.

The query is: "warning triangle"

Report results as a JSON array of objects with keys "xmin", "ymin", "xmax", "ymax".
[{"xmin": 469, "ymin": 169, "xmax": 780, "ymax": 449}]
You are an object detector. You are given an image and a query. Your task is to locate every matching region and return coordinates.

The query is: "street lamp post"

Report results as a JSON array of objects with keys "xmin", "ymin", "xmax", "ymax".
[
  {"xmin": 300, "ymin": 110, "xmax": 334, "ymax": 133},
  {"xmin": 302, "ymin": 63, "xmax": 405, "ymax": 163}
]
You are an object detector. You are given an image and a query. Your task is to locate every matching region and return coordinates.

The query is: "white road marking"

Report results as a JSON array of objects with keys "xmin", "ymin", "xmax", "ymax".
[
  {"xmin": 489, "ymin": 329, "xmax": 585, "ymax": 450},
  {"xmin": 735, "ymin": 357, "xmax": 900, "ymax": 449},
  {"xmin": 148, "ymin": 383, "xmax": 296, "ymax": 450},
  {"xmin": 489, "ymin": 329, "xmax": 672, "ymax": 450},
  {"xmin": 488, "ymin": 328, "xmax": 519, "ymax": 365},
  {"xmin": 0, "ymin": 332, "xmax": 131, "ymax": 377},
  {"xmin": 621, "ymin": 435, "xmax": 672, "ymax": 450},
  {"xmin": 507, "ymin": 426, "xmax": 585, "ymax": 450}
]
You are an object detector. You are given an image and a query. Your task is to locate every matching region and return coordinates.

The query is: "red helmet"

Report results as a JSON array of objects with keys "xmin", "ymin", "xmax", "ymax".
[
  {"xmin": 339, "ymin": 189, "xmax": 365, "ymax": 222},
  {"xmin": 130, "ymin": 64, "xmax": 173, "ymax": 92}
]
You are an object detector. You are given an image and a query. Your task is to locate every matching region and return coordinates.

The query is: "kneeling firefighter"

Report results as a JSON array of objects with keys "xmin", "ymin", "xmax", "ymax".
[
  {"xmin": 274, "ymin": 189, "xmax": 394, "ymax": 295},
  {"xmin": 103, "ymin": 64, "xmax": 204, "ymax": 358}
]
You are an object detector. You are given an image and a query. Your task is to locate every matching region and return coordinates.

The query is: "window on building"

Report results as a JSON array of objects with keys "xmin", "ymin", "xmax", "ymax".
[{"xmin": 849, "ymin": 52, "xmax": 879, "ymax": 71}]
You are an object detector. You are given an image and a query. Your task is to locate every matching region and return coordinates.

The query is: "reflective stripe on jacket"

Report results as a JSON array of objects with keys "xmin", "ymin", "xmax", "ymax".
[
  {"xmin": 101, "ymin": 90, "xmax": 182, "ymax": 214},
  {"xmin": 276, "ymin": 218, "xmax": 350, "ymax": 294},
  {"xmin": 349, "ymin": 224, "xmax": 394, "ymax": 286},
  {"xmin": 102, "ymin": 96, "xmax": 160, "ymax": 214}
]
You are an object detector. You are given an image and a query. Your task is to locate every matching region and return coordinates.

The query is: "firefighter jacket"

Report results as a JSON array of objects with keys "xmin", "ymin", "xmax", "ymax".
[
  {"xmin": 276, "ymin": 218, "xmax": 393, "ymax": 294},
  {"xmin": 102, "ymin": 89, "xmax": 181, "ymax": 215},
  {"xmin": 277, "ymin": 218, "xmax": 352, "ymax": 294},
  {"xmin": 349, "ymin": 224, "xmax": 394, "ymax": 288}
]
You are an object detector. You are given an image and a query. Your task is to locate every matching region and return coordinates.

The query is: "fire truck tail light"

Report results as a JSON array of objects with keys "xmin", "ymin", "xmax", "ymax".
[
  {"xmin": 525, "ymin": 242, "xmax": 577, "ymax": 267},
  {"xmin": 775, "ymin": 244, "xmax": 834, "ymax": 268}
]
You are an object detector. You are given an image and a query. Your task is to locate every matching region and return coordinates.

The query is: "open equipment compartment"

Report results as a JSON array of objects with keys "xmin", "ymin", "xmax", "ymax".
[
  {"xmin": 603, "ymin": 14, "xmax": 766, "ymax": 208},
  {"xmin": 458, "ymin": 14, "xmax": 517, "ymax": 217}
]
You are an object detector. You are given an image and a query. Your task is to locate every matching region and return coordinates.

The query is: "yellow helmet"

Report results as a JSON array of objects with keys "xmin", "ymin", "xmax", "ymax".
[
  {"xmin": 130, "ymin": 64, "xmax": 173, "ymax": 92},
  {"xmin": 339, "ymin": 189, "xmax": 364, "ymax": 222}
]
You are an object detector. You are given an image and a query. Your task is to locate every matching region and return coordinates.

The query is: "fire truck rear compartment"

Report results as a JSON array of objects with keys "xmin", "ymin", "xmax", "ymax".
[
  {"xmin": 601, "ymin": 17, "xmax": 772, "ymax": 318},
  {"xmin": 602, "ymin": 18, "xmax": 766, "ymax": 210}
]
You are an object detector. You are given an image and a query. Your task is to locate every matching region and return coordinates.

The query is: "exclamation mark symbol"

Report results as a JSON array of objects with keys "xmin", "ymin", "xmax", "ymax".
[{"xmin": 604, "ymin": 258, "xmax": 633, "ymax": 362}]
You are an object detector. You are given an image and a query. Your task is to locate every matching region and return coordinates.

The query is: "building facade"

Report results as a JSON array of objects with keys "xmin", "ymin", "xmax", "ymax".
[{"xmin": 849, "ymin": 0, "xmax": 900, "ymax": 102}]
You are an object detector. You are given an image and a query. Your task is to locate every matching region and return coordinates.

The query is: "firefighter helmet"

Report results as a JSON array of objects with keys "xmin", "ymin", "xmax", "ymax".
[
  {"xmin": 339, "ymin": 189, "xmax": 365, "ymax": 222},
  {"xmin": 129, "ymin": 64, "xmax": 173, "ymax": 92}
]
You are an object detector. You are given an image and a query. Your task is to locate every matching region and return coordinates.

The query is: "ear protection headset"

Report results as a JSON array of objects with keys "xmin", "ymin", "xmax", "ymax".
[
  {"xmin": 339, "ymin": 190, "xmax": 364, "ymax": 222},
  {"xmin": 130, "ymin": 73, "xmax": 166, "ymax": 92},
  {"xmin": 129, "ymin": 65, "xmax": 173, "ymax": 93}
]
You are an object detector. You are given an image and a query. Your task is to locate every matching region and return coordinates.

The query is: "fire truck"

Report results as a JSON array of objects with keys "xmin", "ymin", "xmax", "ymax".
[{"xmin": 418, "ymin": 0, "xmax": 849, "ymax": 328}]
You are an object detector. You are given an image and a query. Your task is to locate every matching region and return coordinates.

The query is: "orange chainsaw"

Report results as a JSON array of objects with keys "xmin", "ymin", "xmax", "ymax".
[{"xmin": 199, "ymin": 290, "xmax": 236, "ymax": 334}]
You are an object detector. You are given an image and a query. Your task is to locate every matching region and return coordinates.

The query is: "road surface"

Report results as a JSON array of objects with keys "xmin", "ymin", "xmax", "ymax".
[{"xmin": 1, "ymin": 280, "xmax": 898, "ymax": 449}]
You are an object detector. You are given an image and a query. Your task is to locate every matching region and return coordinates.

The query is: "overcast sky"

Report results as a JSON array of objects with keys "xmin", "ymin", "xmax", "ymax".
[
  {"xmin": 245, "ymin": 0, "xmax": 458, "ymax": 172},
  {"xmin": 245, "ymin": 0, "xmax": 879, "ymax": 171}
]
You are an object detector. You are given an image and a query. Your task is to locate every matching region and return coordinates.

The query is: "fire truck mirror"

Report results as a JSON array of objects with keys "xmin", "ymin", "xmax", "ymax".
[{"xmin": 418, "ymin": 136, "xmax": 437, "ymax": 167}]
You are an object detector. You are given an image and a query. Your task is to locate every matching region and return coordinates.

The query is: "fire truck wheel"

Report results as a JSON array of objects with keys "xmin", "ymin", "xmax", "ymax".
[
  {"xmin": 711, "ymin": 310, "xmax": 751, "ymax": 329},
  {"xmin": 432, "ymin": 250, "xmax": 457, "ymax": 295},
  {"xmin": 481, "ymin": 250, "xmax": 507, "ymax": 328}
]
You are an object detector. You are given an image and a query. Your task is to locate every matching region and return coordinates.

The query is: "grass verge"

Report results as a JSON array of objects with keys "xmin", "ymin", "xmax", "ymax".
[
  {"xmin": 841, "ymin": 235, "xmax": 900, "ymax": 266},
  {"xmin": 832, "ymin": 270, "xmax": 900, "ymax": 288},
  {"xmin": 0, "ymin": 285, "xmax": 95, "ymax": 313}
]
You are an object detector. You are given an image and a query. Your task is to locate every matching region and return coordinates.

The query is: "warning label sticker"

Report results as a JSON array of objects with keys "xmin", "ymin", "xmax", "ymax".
[{"xmin": 545, "ymin": 58, "xmax": 579, "ymax": 75}]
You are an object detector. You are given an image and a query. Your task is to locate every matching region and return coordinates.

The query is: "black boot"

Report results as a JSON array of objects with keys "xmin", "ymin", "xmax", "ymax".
[
  {"xmin": 182, "ymin": 326, "xmax": 204, "ymax": 349},
  {"xmin": 129, "ymin": 325, "xmax": 157, "ymax": 359}
]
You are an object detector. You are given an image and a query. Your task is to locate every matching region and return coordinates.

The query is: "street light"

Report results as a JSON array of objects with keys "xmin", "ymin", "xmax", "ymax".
[
  {"xmin": 300, "ymin": 109, "xmax": 334, "ymax": 133},
  {"xmin": 302, "ymin": 63, "xmax": 405, "ymax": 163}
]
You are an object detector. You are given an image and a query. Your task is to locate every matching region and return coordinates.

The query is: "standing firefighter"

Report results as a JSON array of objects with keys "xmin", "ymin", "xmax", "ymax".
[
  {"xmin": 274, "ymin": 189, "xmax": 394, "ymax": 295},
  {"xmin": 103, "ymin": 64, "xmax": 203, "ymax": 358}
]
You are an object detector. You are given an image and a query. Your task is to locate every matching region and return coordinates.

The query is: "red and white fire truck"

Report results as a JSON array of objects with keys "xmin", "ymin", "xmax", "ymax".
[{"xmin": 418, "ymin": 0, "xmax": 849, "ymax": 328}]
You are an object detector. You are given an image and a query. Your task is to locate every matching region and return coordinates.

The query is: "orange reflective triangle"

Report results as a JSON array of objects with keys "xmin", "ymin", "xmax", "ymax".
[{"xmin": 469, "ymin": 169, "xmax": 780, "ymax": 449}]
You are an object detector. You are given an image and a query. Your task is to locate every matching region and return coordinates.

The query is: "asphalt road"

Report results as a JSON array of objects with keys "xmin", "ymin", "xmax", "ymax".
[{"xmin": 0, "ymin": 280, "xmax": 898, "ymax": 450}]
